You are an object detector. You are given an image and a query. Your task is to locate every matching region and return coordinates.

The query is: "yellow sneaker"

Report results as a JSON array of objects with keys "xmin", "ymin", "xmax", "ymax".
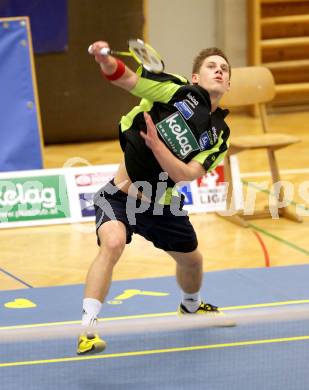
[
  {"xmin": 77, "ymin": 333, "xmax": 106, "ymax": 355},
  {"xmin": 178, "ymin": 301, "xmax": 236, "ymax": 327}
]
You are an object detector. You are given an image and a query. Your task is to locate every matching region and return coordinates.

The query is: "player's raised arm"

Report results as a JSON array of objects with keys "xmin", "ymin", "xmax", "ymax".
[{"xmin": 88, "ymin": 41, "xmax": 138, "ymax": 91}]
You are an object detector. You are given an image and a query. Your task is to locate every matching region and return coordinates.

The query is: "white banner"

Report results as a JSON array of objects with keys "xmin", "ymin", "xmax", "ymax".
[{"xmin": 0, "ymin": 163, "xmax": 227, "ymax": 229}]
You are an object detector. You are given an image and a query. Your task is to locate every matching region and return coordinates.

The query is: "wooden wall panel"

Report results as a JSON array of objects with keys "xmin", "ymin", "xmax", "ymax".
[{"xmin": 35, "ymin": 0, "xmax": 144, "ymax": 144}]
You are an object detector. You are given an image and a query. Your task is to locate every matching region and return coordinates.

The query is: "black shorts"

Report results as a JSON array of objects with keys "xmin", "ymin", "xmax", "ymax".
[{"xmin": 93, "ymin": 180, "xmax": 198, "ymax": 253}]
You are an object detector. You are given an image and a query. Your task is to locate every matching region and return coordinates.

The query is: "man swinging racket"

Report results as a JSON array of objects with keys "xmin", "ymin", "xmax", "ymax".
[{"xmin": 77, "ymin": 39, "xmax": 232, "ymax": 355}]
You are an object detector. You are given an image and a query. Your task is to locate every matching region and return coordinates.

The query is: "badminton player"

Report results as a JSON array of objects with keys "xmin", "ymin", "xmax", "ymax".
[{"xmin": 77, "ymin": 40, "xmax": 231, "ymax": 354}]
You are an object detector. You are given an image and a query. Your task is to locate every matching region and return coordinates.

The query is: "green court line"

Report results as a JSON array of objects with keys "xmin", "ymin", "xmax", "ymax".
[
  {"xmin": 1, "ymin": 335, "xmax": 309, "ymax": 368},
  {"xmin": 240, "ymin": 180, "xmax": 309, "ymax": 256},
  {"xmin": 242, "ymin": 180, "xmax": 309, "ymax": 212},
  {"xmin": 249, "ymin": 223, "xmax": 309, "ymax": 256},
  {"xmin": 1, "ymin": 299, "xmax": 309, "ymax": 331}
]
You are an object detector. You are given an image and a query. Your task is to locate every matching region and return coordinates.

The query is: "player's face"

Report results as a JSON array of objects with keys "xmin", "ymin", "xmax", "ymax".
[{"xmin": 192, "ymin": 55, "xmax": 230, "ymax": 96}]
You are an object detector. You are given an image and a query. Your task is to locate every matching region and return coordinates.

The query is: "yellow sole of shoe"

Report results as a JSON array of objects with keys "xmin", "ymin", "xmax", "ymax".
[{"xmin": 77, "ymin": 340, "xmax": 106, "ymax": 355}]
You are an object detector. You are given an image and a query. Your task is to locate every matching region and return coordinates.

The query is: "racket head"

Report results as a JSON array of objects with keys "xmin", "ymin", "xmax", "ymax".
[{"xmin": 128, "ymin": 39, "xmax": 164, "ymax": 73}]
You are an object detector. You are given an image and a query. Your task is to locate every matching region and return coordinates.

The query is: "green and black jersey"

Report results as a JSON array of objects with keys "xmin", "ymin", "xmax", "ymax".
[{"xmin": 119, "ymin": 66, "xmax": 230, "ymax": 203}]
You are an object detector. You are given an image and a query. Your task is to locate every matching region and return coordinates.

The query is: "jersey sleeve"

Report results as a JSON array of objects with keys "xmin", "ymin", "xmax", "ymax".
[
  {"xmin": 130, "ymin": 67, "xmax": 188, "ymax": 104},
  {"xmin": 192, "ymin": 128, "xmax": 230, "ymax": 172}
]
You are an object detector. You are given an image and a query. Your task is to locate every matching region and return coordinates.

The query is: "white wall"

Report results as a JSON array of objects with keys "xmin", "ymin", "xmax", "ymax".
[
  {"xmin": 216, "ymin": 0, "xmax": 247, "ymax": 67},
  {"xmin": 146, "ymin": 0, "xmax": 247, "ymax": 78},
  {"xmin": 146, "ymin": 0, "xmax": 217, "ymax": 79}
]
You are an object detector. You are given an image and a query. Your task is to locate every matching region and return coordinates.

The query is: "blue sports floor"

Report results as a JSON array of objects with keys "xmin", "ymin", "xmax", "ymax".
[{"xmin": 1, "ymin": 265, "xmax": 309, "ymax": 390}]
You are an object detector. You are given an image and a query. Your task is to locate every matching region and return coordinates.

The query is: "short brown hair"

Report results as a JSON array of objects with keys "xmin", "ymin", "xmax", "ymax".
[{"xmin": 192, "ymin": 47, "xmax": 231, "ymax": 77}]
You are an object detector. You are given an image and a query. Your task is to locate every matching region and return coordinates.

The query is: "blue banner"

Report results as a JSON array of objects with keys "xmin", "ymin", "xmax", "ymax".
[
  {"xmin": 0, "ymin": 0, "xmax": 68, "ymax": 53},
  {"xmin": 0, "ymin": 17, "xmax": 43, "ymax": 171}
]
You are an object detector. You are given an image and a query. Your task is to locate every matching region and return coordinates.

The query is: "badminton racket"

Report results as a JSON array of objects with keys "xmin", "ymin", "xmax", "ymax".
[{"xmin": 88, "ymin": 38, "xmax": 164, "ymax": 73}]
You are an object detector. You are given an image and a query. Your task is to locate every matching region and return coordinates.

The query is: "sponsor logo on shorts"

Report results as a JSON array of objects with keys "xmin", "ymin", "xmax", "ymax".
[{"xmin": 156, "ymin": 112, "xmax": 199, "ymax": 159}]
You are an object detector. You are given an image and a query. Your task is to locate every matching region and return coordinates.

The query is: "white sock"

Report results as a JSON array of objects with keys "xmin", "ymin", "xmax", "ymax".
[
  {"xmin": 181, "ymin": 291, "xmax": 201, "ymax": 313},
  {"xmin": 81, "ymin": 298, "xmax": 102, "ymax": 328}
]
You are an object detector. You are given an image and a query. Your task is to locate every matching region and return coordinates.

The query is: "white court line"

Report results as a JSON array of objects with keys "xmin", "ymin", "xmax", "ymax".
[{"xmin": 241, "ymin": 168, "xmax": 309, "ymax": 179}]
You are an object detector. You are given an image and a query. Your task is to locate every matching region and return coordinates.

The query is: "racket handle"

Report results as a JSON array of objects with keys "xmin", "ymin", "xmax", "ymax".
[
  {"xmin": 88, "ymin": 45, "xmax": 111, "ymax": 56},
  {"xmin": 99, "ymin": 47, "xmax": 111, "ymax": 56}
]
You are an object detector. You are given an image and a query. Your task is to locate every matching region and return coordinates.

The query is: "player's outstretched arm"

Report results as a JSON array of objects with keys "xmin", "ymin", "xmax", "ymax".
[{"xmin": 89, "ymin": 41, "xmax": 138, "ymax": 91}]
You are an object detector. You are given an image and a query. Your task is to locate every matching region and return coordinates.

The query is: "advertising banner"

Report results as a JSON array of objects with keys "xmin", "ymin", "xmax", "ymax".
[
  {"xmin": 0, "ymin": 163, "xmax": 227, "ymax": 229},
  {"xmin": 0, "ymin": 175, "xmax": 69, "ymax": 223},
  {"xmin": 66, "ymin": 165, "xmax": 119, "ymax": 222},
  {"xmin": 179, "ymin": 164, "xmax": 226, "ymax": 213}
]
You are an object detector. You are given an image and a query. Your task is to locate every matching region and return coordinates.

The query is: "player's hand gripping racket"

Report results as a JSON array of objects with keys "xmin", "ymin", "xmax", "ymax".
[{"xmin": 88, "ymin": 38, "xmax": 164, "ymax": 73}]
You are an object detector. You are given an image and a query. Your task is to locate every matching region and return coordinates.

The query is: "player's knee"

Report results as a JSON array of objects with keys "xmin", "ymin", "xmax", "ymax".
[
  {"xmin": 102, "ymin": 235, "xmax": 126, "ymax": 257},
  {"xmin": 185, "ymin": 251, "xmax": 203, "ymax": 269}
]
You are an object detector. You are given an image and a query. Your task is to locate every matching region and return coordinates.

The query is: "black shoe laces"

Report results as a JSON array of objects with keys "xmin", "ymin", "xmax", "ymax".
[{"xmin": 199, "ymin": 302, "xmax": 218, "ymax": 312}]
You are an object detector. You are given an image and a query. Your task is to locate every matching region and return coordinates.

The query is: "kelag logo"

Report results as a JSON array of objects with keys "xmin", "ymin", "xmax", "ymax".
[
  {"xmin": 156, "ymin": 112, "xmax": 199, "ymax": 159},
  {"xmin": 0, "ymin": 175, "xmax": 70, "ymax": 222}
]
